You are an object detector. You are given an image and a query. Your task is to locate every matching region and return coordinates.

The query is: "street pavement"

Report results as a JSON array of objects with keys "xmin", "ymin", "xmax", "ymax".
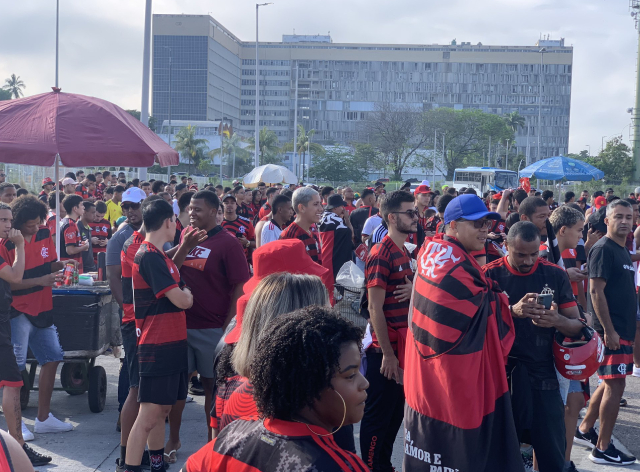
[{"xmin": 0, "ymin": 356, "xmax": 639, "ymax": 471}]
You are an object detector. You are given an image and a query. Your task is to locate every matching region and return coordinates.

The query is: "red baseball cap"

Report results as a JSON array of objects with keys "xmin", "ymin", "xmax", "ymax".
[
  {"xmin": 42, "ymin": 177, "xmax": 54, "ymax": 187},
  {"xmin": 594, "ymin": 196, "xmax": 607, "ymax": 210},
  {"xmin": 225, "ymin": 239, "xmax": 334, "ymax": 344},
  {"xmin": 414, "ymin": 185, "xmax": 431, "ymax": 195},
  {"xmin": 492, "ymin": 193, "xmax": 502, "ymax": 201}
]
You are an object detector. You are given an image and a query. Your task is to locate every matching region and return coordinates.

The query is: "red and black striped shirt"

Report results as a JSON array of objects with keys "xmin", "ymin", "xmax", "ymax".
[
  {"xmin": 75, "ymin": 184, "xmax": 89, "ymax": 200},
  {"xmin": 258, "ymin": 203, "xmax": 272, "ymax": 220},
  {"xmin": 132, "ymin": 241, "xmax": 187, "ymax": 376},
  {"xmin": 0, "ymin": 227, "xmax": 56, "ymax": 317},
  {"xmin": 90, "ymin": 218, "xmax": 112, "ymax": 265},
  {"xmin": 218, "ymin": 377, "xmax": 258, "ymax": 431},
  {"xmin": 60, "ymin": 216, "xmax": 83, "ymax": 273},
  {"xmin": 120, "ymin": 231, "xmax": 144, "ymax": 325},
  {"xmin": 365, "ymin": 234, "xmax": 413, "ymax": 353},
  {"xmin": 186, "ymin": 418, "xmax": 369, "ymax": 472},
  {"xmin": 279, "ymin": 222, "xmax": 322, "ymax": 264},
  {"xmin": 221, "ymin": 216, "xmax": 255, "ymax": 259}
]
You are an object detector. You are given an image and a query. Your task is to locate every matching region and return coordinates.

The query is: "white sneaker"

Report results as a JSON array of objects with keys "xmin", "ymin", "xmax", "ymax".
[
  {"xmin": 633, "ymin": 366, "xmax": 640, "ymax": 377},
  {"xmin": 21, "ymin": 422, "xmax": 34, "ymax": 442},
  {"xmin": 185, "ymin": 395, "xmax": 194, "ymax": 403},
  {"xmin": 34, "ymin": 413, "xmax": 73, "ymax": 433}
]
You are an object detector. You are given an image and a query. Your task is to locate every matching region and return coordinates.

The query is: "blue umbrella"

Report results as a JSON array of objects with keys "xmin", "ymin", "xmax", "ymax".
[{"xmin": 519, "ymin": 155, "xmax": 604, "ymax": 181}]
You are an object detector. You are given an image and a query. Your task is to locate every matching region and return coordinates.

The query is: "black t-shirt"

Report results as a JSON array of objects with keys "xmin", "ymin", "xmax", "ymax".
[
  {"xmin": 349, "ymin": 206, "xmax": 378, "ymax": 244},
  {"xmin": 587, "ymin": 237, "xmax": 637, "ymax": 341},
  {"xmin": 0, "ymin": 252, "xmax": 12, "ymax": 322},
  {"xmin": 483, "ymin": 257, "xmax": 576, "ymax": 385}
]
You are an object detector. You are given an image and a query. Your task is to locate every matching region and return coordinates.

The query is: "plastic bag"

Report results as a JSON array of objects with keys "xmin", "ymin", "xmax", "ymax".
[{"xmin": 336, "ymin": 261, "xmax": 365, "ymax": 288}]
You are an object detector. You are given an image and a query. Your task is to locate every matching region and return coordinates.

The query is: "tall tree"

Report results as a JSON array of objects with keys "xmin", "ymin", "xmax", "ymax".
[
  {"xmin": 209, "ymin": 132, "xmax": 251, "ymax": 178},
  {"xmin": 281, "ymin": 125, "xmax": 326, "ymax": 178},
  {"xmin": 422, "ymin": 108, "xmax": 513, "ymax": 179},
  {"xmin": 173, "ymin": 124, "xmax": 208, "ymax": 174},
  {"xmin": 579, "ymin": 137, "xmax": 634, "ymax": 184},
  {"xmin": 247, "ymin": 127, "xmax": 282, "ymax": 165},
  {"xmin": 352, "ymin": 143, "xmax": 385, "ymax": 180},
  {"xmin": 0, "ymin": 89, "xmax": 11, "ymax": 101},
  {"xmin": 363, "ymin": 103, "xmax": 429, "ymax": 180},
  {"xmin": 504, "ymin": 111, "xmax": 525, "ymax": 134},
  {"xmin": 3, "ymin": 74, "xmax": 25, "ymax": 99}
]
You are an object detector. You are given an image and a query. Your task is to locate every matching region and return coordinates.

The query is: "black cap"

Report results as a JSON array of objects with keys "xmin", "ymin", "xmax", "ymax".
[
  {"xmin": 606, "ymin": 188, "xmax": 614, "ymax": 192},
  {"xmin": 375, "ymin": 181, "xmax": 385, "ymax": 188},
  {"xmin": 222, "ymin": 193, "xmax": 236, "ymax": 202},
  {"xmin": 588, "ymin": 207, "xmax": 607, "ymax": 234},
  {"xmin": 325, "ymin": 194, "xmax": 347, "ymax": 210},
  {"xmin": 401, "ymin": 181, "xmax": 411, "ymax": 189}
]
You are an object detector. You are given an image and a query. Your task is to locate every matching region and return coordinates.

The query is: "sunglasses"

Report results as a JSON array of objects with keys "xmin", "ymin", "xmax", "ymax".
[
  {"xmin": 458, "ymin": 218, "xmax": 492, "ymax": 229},
  {"xmin": 121, "ymin": 202, "xmax": 141, "ymax": 211},
  {"xmin": 391, "ymin": 209, "xmax": 419, "ymax": 219}
]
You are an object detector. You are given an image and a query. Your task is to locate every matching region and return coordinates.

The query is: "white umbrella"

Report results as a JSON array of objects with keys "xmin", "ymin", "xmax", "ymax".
[{"xmin": 242, "ymin": 164, "xmax": 298, "ymax": 187}]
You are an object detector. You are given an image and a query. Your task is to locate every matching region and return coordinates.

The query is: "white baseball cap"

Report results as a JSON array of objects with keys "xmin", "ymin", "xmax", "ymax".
[
  {"xmin": 61, "ymin": 177, "xmax": 77, "ymax": 185},
  {"xmin": 121, "ymin": 187, "xmax": 146, "ymax": 204}
]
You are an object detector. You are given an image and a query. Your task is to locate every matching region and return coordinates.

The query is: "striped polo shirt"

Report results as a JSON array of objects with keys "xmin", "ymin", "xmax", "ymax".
[
  {"xmin": 120, "ymin": 231, "xmax": 144, "ymax": 325},
  {"xmin": 279, "ymin": 221, "xmax": 322, "ymax": 264}
]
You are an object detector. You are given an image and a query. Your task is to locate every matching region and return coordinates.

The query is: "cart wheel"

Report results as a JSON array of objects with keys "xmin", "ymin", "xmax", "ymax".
[
  {"xmin": 61, "ymin": 362, "xmax": 88, "ymax": 395},
  {"xmin": 20, "ymin": 383, "xmax": 30, "ymax": 410},
  {"xmin": 88, "ymin": 365, "xmax": 107, "ymax": 413}
]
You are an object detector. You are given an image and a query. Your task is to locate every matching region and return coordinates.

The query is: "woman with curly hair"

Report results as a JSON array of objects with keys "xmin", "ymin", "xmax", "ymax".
[{"xmin": 182, "ymin": 305, "xmax": 369, "ymax": 472}]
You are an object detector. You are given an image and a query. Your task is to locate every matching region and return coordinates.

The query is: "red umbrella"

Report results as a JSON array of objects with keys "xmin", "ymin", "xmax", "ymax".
[{"xmin": 0, "ymin": 87, "xmax": 178, "ymax": 167}]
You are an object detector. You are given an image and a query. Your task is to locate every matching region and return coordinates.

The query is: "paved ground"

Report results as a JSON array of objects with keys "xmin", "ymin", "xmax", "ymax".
[{"xmin": 0, "ymin": 356, "xmax": 639, "ymax": 471}]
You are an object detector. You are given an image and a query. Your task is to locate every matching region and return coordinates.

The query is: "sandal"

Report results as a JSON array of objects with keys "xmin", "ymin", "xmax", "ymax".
[{"xmin": 164, "ymin": 450, "xmax": 178, "ymax": 464}]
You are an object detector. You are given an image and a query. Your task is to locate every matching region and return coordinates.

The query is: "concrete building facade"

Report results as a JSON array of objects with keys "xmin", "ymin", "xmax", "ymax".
[{"xmin": 152, "ymin": 14, "xmax": 573, "ymax": 173}]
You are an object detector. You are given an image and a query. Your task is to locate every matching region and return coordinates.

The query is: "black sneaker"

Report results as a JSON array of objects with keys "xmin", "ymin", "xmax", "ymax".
[
  {"xmin": 589, "ymin": 443, "xmax": 636, "ymax": 466},
  {"xmin": 23, "ymin": 443, "xmax": 52, "ymax": 466},
  {"xmin": 189, "ymin": 376, "xmax": 205, "ymax": 396},
  {"xmin": 564, "ymin": 461, "xmax": 579, "ymax": 472},
  {"xmin": 142, "ymin": 449, "xmax": 151, "ymax": 468},
  {"xmin": 115, "ymin": 458, "xmax": 125, "ymax": 472},
  {"xmin": 574, "ymin": 426, "xmax": 598, "ymax": 448},
  {"xmin": 620, "ymin": 397, "xmax": 628, "ymax": 407}
]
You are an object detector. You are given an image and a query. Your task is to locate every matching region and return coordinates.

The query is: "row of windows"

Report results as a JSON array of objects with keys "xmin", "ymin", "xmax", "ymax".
[
  {"xmin": 240, "ymin": 99, "xmax": 290, "ymax": 107},
  {"xmin": 241, "ymin": 90, "xmax": 290, "ymax": 96},
  {"xmin": 241, "ymin": 109, "xmax": 290, "ymax": 117},
  {"xmin": 242, "ymin": 69, "xmax": 291, "ymax": 76},
  {"xmin": 241, "ymin": 79, "xmax": 290, "ymax": 87},
  {"xmin": 241, "ymin": 59, "xmax": 291, "ymax": 66},
  {"xmin": 241, "ymin": 45, "xmax": 571, "ymax": 54},
  {"xmin": 240, "ymin": 120, "xmax": 289, "ymax": 127}
]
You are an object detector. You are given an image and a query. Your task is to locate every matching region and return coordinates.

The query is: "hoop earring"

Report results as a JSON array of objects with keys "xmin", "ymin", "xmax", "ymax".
[{"xmin": 296, "ymin": 390, "xmax": 347, "ymax": 437}]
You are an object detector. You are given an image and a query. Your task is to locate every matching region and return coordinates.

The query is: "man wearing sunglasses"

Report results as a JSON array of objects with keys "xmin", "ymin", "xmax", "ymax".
[{"xmin": 404, "ymin": 194, "xmax": 523, "ymax": 472}]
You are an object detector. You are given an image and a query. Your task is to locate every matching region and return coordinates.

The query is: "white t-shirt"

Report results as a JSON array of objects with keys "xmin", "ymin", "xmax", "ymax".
[
  {"xmin": 172, "ymin": 199, "xmax": 179, "ymax": 216},
  {"xmin": 362, "ymin": 215, "xmax": 383, "ymax": 237},
  {"xmin": 261, "ymin": 220, "xmax": 282, "ymax": 246}
]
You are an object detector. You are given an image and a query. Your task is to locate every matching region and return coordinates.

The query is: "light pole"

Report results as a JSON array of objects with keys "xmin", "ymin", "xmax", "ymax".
[
  {"xmin": 505, "ymin": 139, "xmax": 510, "ymax": 170},
  {"xmin": 220, "ymin": 86, "xmax": 225, "ymax": 184},
  {"xmin": 139, "ymin": 0, "xmax": 152, "ymax": 181},
  {"xmin": 537, "ymin": 47, "xmax": 546, "ymax": 163},
  {"xmin": 255, "ymin": 3, "xmax": 273, "ymax": 168},
  {"xmin": 162, "ymin": 46, "xmax": 173, "ymax": 178},
  {"xmin": 293, "ymin": 61, "xmax": 299, "ymax": 178},
  {"xmin": 585, "ymin": 144, "xmax": 591, "ymax": 156},
  {"xmin": 55, "ymin": 0, "xmax": 59, "ymax": 88}
]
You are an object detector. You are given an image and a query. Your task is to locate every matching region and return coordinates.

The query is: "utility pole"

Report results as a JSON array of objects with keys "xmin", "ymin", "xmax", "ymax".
[
  {"xmin": 631, "ymin": 1, "xmax": 640, "ymax": 180},
  {"xmin": 293, "ymin": 61, "xmax": 299, "ymax": 178},
  {"xmin": 537, "ymin": 47, "xmax": 546, "ymax": 163},
  {"xmin": 432, "ymin": 130, "xmax": 437, "ymax": 186},
  {"xmin": 139, "ymin": 0, "xmax": 152, "ymax": 181},
  {"xmin": 166, "ymin": 47, "xmax": 172, "ymax": 178},
  {"xmin": 255, "ymin": 3, "xmax": 273, "ymax": 168}
]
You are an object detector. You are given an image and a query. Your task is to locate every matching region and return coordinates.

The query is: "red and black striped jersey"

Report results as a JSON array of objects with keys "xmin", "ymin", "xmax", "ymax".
[
  {"xmin": 186, "ymin": 418, "xmax": 369, "ymax": 472},
  {"xmin": 318, "ymin": 211, "xmax": 354, "ymax": 279},
  {"xmin": 46, "ymin": 214, "xmax": 57, "ymax": 236},
  {"xmin": 211, "ymin": 374, "xmax": 244, "ymax": 429},
  {"xmin": 59, "ymin": 216, "xmax": 83, "ymax": 273},
  {"xmin": 561, "ymin": 247, "xmax": 580, "ymax": 296},
  {"xmin": 236, "ymin": 203, "xmax": 251, "ymax": 219},
  {"xmin": 75, "ymin": 184, "xmax": 89, "ymax": 199},
  {"xmin": 279, "ymin": 222, "xmax": 322, "ymax": 264},
  {"xmin": 218, "ymin": 377, "xmax": 258, "ymax": 431},
  {"xmin": 221, "ymin": 216, "xmax": 255, "ymax": 259},
  {"xmin": 132, "ymin": 241, "xmax": 187, "ymax": 376},
  {"xmin": 258, "ymin": 203, "xmax": 271, "ymax": 220},
  {"xmin": 120, "ymin": 231, "xmax": 144, "ymax": 325},
  {"xmin": 94, "ymin": 182, "xmax": 105, "ymax": 201},
  {"xmin": 0, "ymin": 227, "xmax": 56, "ymax": 317},
  {"xmin": 365, "ymin": 234, "xmax": 412, "ymax": 353},
  {"xmin": 90, "ymin": 218, "xmax": 112, "ymax": 263}
]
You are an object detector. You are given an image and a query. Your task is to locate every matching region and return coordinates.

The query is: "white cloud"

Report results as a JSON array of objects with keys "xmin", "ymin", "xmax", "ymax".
[{"xmin": 0, "ymin": 0, "xmax": 637, "ymax": 155}]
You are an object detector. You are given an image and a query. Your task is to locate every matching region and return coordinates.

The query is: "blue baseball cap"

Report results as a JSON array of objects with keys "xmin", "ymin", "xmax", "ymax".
[{"xmin": 444, "ymin": 194, "xmax": 501, "ymax": 224}]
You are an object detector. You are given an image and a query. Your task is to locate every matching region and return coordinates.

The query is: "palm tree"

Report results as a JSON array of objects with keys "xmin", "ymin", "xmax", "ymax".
[
  {"xmin": 209, "ymin": 132, "xmax": 250, "ymax": 179},
  {"xmin": 247, "ymin": 127, "xmax": 282, "ymax": 166},
  {"xmin": 504, "ymin": 111, "xmax": 525, "ymax": 134},
  {"xmin": 173, "ymin": 124, "xmax": 208, "ymax": 174},
  {"xmin": 3, "ymin": 74, "xmax": 25, "ymax": 99},
  {"xmin": 281, "ymin": 125, "xmax": 325, "ymax": 179}
]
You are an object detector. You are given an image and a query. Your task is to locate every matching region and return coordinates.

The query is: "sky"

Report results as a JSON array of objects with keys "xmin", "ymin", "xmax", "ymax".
[{"xmin": 0, "ymin": 0, "xmax": 638, "ymax": 156}]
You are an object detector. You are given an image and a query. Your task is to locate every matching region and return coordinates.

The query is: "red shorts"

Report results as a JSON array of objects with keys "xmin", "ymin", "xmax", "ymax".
[{"xmin": 597, "ymin": 339, "xmax": 634, "ymax": 379}]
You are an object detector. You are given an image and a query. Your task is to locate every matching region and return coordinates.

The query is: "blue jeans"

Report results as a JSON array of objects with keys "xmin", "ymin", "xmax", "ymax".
[{"xmin": 10, "ymin": 314, "xmax": 64, "ymax": 370}]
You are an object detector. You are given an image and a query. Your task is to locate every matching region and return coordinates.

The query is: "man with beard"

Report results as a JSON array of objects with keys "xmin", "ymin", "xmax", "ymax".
[
  {"xmin": 577, "ymin": 200, "xmax": 637, "ymax": 466},
  {"xmin": 360, "ymin": 191, "xmax": 416, "ymax": 471},
  {"xmin": 404, "ymin": 194, "xmax": 521, "ymax": 472},
  {"xmin": 180, "ymin": 191, "xmax": 250, "ymax": 441},
  {"xmin": 483, "ymin": 221, "xmax": 583, "ymax": 472},
  {"xmin": 279, "ymin": 187, "xmax": 323, "ymax": 264},
  {"xmin": 318, "ymin": 194, "xmax": 353, "ymax": 282}
]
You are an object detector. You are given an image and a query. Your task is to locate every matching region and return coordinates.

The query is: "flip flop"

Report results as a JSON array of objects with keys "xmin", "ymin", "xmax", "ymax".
[{"xmin": 164, "ymin": 450, "xmax": 177, "ymax": 464}]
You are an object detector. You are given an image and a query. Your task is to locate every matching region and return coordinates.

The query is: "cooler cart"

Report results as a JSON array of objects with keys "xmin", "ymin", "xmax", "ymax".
[{"xmin": 20, "ymin": 285, "xmax": 120, "ymax": 413}]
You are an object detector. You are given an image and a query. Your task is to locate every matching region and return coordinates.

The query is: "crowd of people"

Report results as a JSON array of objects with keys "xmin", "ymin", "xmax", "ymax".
[{"xmin": 0, "ymin": 170, "xmax": 639, "ymax": 472}]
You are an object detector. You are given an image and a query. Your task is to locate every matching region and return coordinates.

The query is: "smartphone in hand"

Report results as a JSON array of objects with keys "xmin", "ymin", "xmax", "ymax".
[{"xmin": 537, "ymin": 293, "xmax": 552, "ymax": 310}]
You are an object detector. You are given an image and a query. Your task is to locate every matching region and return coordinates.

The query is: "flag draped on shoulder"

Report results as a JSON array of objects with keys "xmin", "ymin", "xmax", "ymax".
[{"xmin": 403, "ymin": 234, "xmax": 523, "ymax": 472}]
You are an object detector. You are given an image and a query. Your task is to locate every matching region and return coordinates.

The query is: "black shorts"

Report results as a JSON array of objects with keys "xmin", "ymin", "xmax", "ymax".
[
  {"xmin": 121, "ymin": 322, "xmax": 140, "ymax": 389},
  {"xmin": 138, "ymin": 371, "xmax": 188, "ymax": 406},
  {"xmin": 0, "ymin": 319, "xmax": 23, "ymax": 388}
]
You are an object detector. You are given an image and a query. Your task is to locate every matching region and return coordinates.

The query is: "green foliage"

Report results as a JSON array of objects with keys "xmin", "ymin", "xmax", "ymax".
[
  {"xmin": 125, "ymin": 109, "xmax": 156, "ymax": 132},
  {"xmin": 246, "ymin": 127, "xmax": 282, "ymax": 165},
  {"xmin": 3, "ymin": 74, "xmax": 25, "ymax": 99},
  {"xmin": 281, "ymin": 125, "xmax": 326, "ymax": 177},
  {"xmin": 352, "ymin": 143, "xmax": 386, "ymax": 177},
  {"xmin": 173, "ymin": 124, "xmax": 209, "ymax": 173},
  {"xmin": 0, "ymin": 89, "xmax": 11, "ymax": 101},
  {"xmin": 504, "ymin": 111, "xmax": 525, "ymax": 134},
  {"xmin": 310, "ymin": 148, "xmax": 368, "ymax": 182},
  {"xmin": 209, "ymin": 133, "xmax": 252, "ymax": 178},
  {"xmin": 574, "ymin": 137, "xmax": 634, "ymax": 184}
]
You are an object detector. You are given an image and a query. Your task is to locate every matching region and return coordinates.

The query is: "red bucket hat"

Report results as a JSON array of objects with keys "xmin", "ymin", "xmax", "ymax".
[{"xmin": 225, "ymin": 239, "xmax": 334, "ymax": 344}]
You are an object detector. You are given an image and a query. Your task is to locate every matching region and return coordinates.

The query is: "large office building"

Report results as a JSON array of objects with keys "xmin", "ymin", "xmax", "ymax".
[{"xmin": 152, "ymin": 14, "xmax": 573, "ymax": 173}]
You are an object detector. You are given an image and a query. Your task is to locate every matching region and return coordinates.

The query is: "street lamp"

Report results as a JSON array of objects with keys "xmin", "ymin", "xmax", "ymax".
[
  {"xmin": 162, "ymin": 46, "xmax": 173, "ymax": 177},
  {"xmin": 255, "ymin": 3, "xmax": 273, "ymax": 167},
  {"xmin": 585, "ymin": 144, "xmax": 591, "ymax": 156},
  {"xmin": 537, "ymin": 47, "xmax": 546, "ymax": 163}
]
